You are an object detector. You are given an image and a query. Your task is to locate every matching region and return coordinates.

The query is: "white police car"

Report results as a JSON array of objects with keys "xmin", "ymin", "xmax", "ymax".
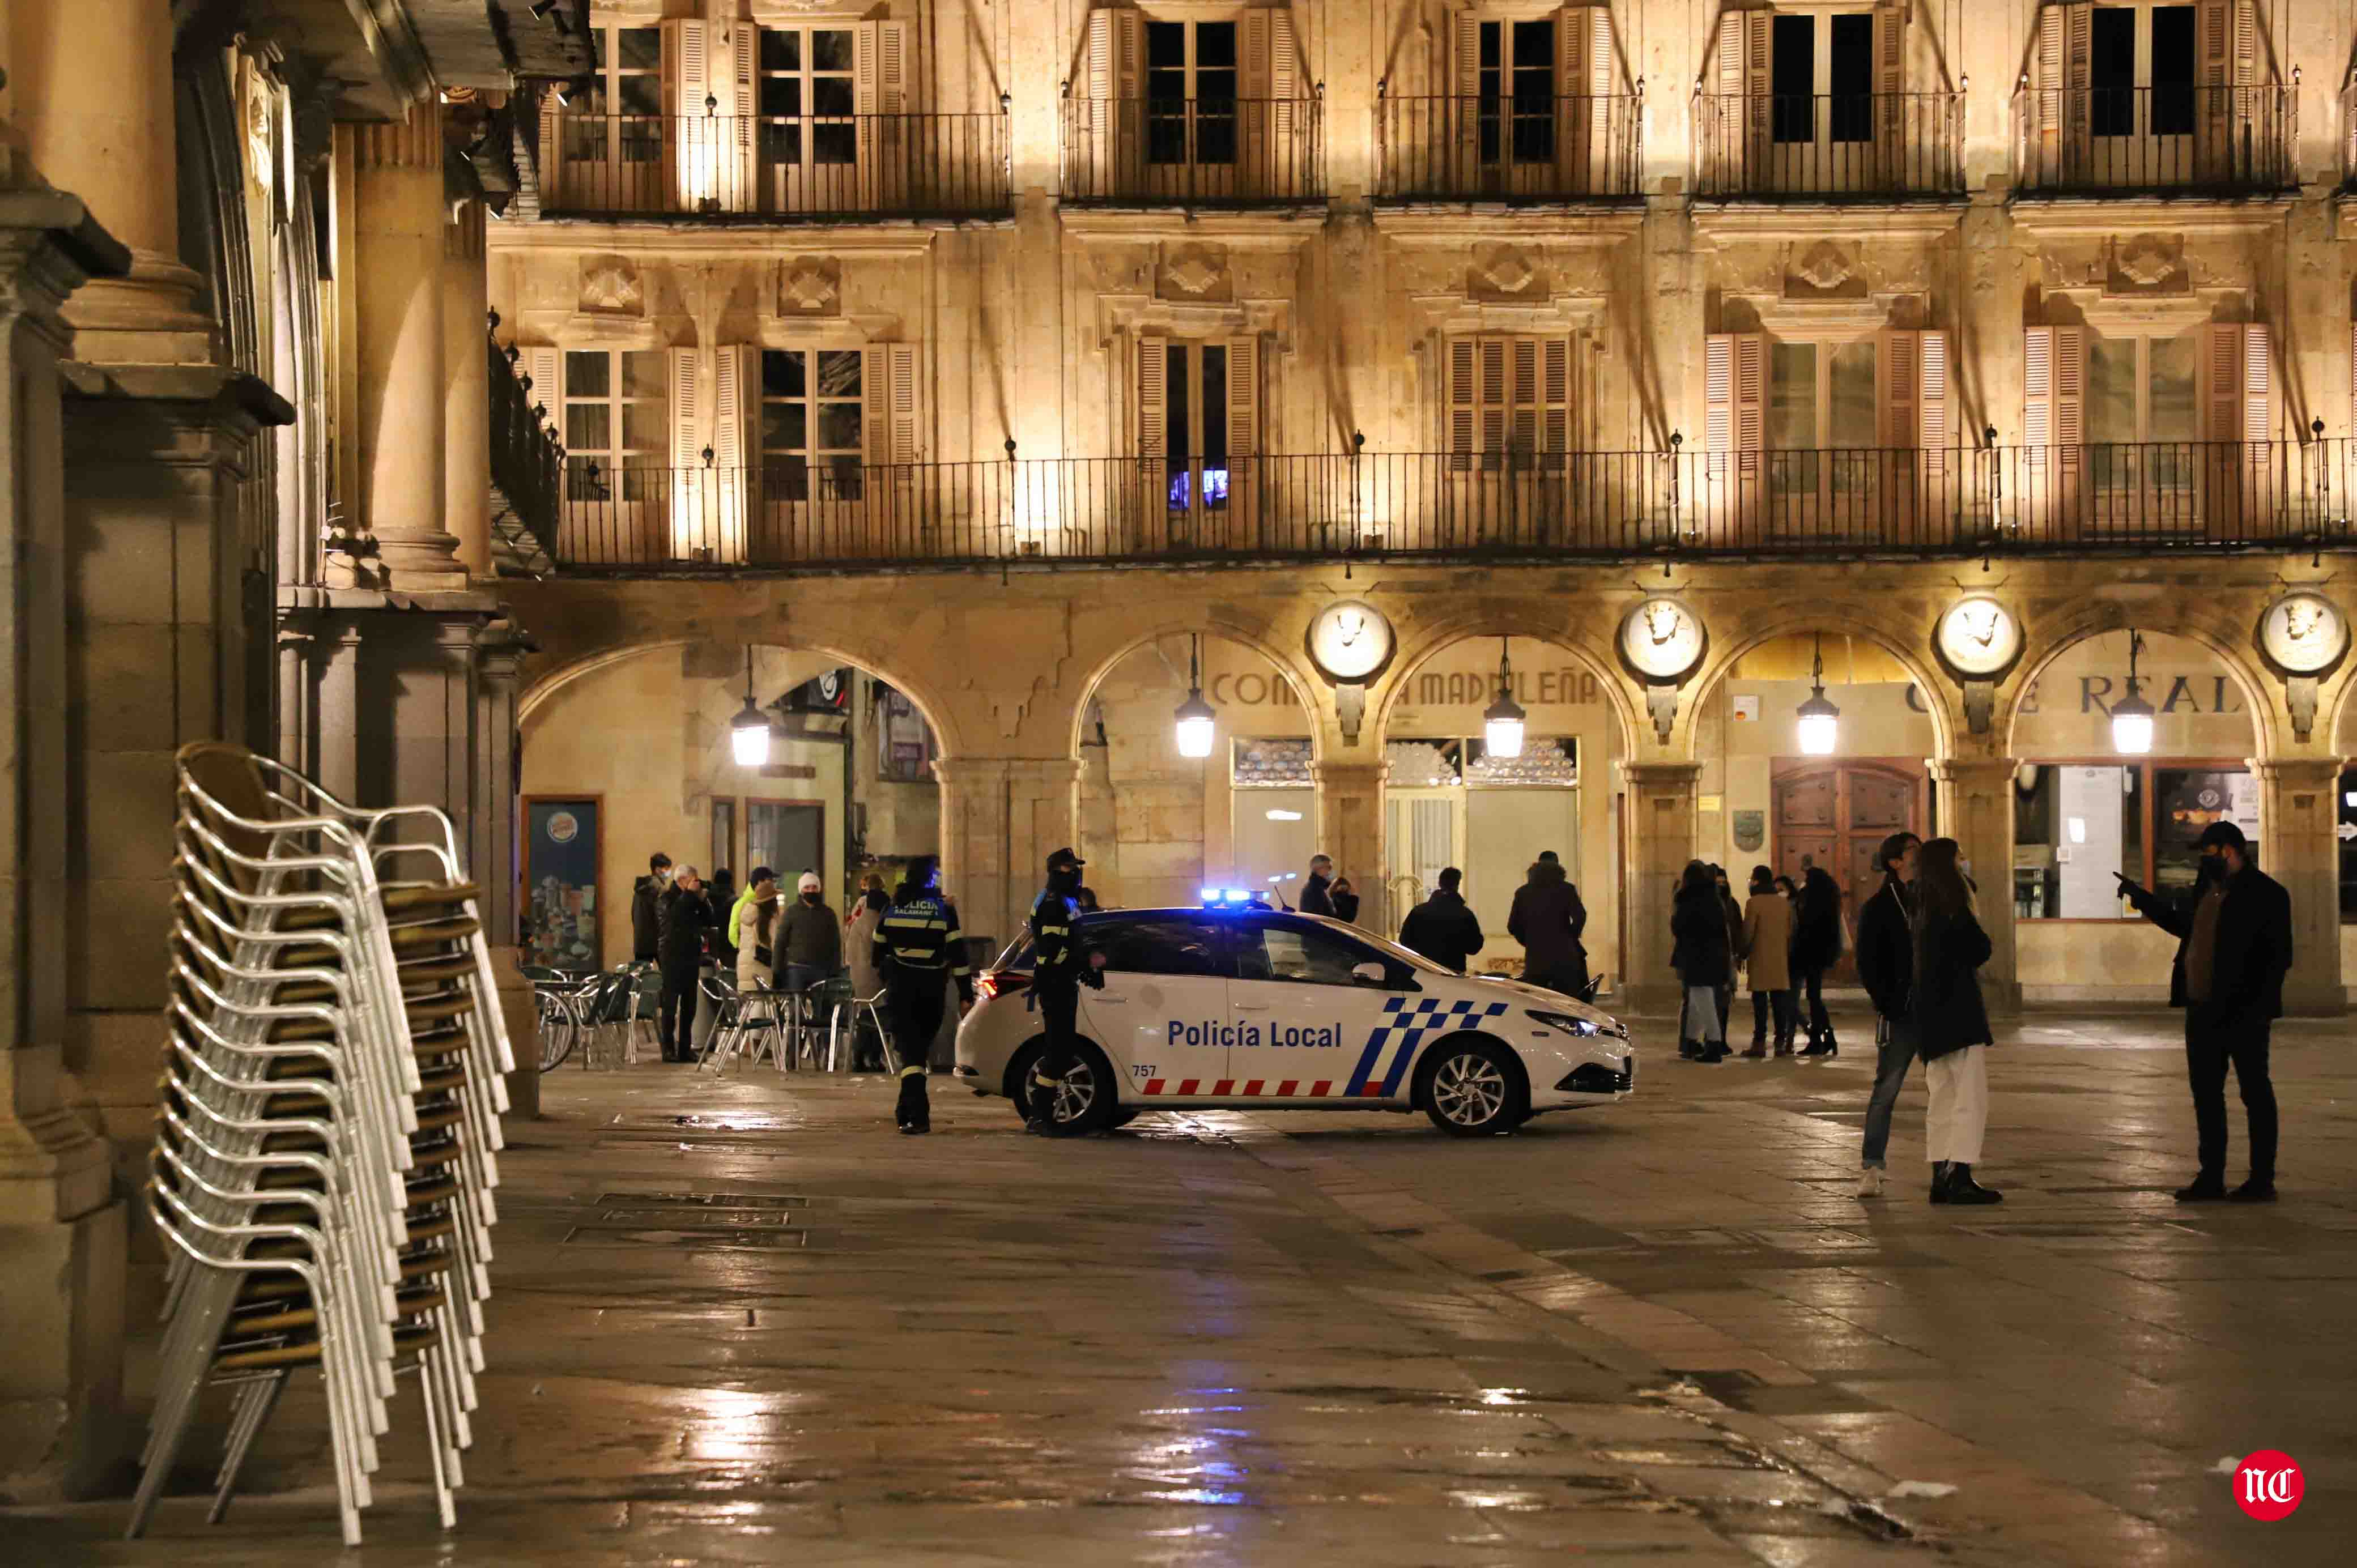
[{"xmin": 954, "ymin": 893, "xmax": 1635, "ymax": 1136}]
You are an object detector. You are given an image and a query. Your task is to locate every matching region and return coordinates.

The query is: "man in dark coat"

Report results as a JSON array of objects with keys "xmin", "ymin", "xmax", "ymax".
[
  {"xmin": 631, "ymin": 852, "xmax": 671, "ymax": 963},
  {"xmin": 2122, "ymin": 820, "xmax": 2293, "ymax": 1203},
  {"xmin": 654, "ymin": 865, "xmax": 714, "ymax": 1063},
  {"xmin": 1399, "ymin": 867, "xmax": 1485, "ymax": 973},
  {"xmin": 1852, "ymin": 832, "xmax": 1922, "ymax": 1196},
  {"xmin": 1300, "ymin": 855, "xmax": 1336, "ymax": 917},
  {"xmin": 1670, "ymin": 862, "xmax": 1733, "ymax": 1062},
  {"xmin": 1508, "ymin": 851, "xmax": 1588, "ymax": 997},
  {"xmin": 1789, "ymin": 865, "xmax": 1844, "ymax": 1055}
]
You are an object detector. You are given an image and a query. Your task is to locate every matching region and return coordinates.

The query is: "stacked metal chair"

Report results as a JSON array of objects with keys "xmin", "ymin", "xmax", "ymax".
[{"xmin": 130, "ymin": 743, "xmax": 515, "ymax": 1545}]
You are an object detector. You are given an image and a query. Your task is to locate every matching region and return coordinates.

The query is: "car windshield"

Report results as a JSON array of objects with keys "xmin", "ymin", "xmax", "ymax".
[{"xmin": 1308, "ymin": 918, "xmax": 1457, "ymax": 977}]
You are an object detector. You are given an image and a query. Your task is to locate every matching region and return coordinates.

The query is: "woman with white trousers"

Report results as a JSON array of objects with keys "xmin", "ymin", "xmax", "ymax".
[{"xmin": 1909, "ymin": 838, "xmax": 2001, "ymax": 1204}]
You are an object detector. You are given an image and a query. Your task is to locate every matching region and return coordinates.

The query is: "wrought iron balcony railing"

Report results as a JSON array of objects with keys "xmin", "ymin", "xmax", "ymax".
[
  {"xmin": 540, "ymin": 442, "xmax": 2352, "ymax": 573},
  {"xmin": 2013, "ymin": 83, "xmax": 2295, "ymax": 193},
  {"xmin": 1060, "ymin": 97, "xmax": 1323, "ymax": 204},
  {"xmin": 487, "ymin": 329, "xmax": 561, "ymax": 567},
  {"xmin": 1375, "ymin": 94, "xmax": 1642, "ymax": 202},
  {"xmin": 1692, "ymin": 91, "xmax": 1964, "ymax": 199},
  {"xmin": 533, "ymin": 111, "xmax": 1010, "ymax": 220}
]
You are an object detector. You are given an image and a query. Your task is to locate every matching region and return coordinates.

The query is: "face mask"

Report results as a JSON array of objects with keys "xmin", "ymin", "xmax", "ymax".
[{"xmin": 801, "ymin": 891, "xmax": 821, "ymax": 905}]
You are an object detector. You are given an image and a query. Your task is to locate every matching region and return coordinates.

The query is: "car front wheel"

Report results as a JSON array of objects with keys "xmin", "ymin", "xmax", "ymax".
[
  {"xmin": 1420, "ymin": 1039, "xmax": 1528, "ymax": 1136},
  {"xmin": 1014, "ymin": 1043, "xmax": 1118, "ymax": 1137}
]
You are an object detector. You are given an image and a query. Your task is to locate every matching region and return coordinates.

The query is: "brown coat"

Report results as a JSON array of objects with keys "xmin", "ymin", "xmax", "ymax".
[{"xmin": 1739, "ymin": 892, "xmax": 1793, "ymax": 992}]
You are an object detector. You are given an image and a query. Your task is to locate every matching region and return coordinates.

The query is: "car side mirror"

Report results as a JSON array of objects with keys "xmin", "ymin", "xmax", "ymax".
[{"xmin": 1350, "ymin": 961, "xmax": 1388, "ymax": 987}]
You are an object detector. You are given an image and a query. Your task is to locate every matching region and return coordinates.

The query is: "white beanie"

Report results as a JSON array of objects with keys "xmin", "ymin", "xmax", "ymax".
[{"xmin": 797, "ymin": 871, "xmax": 822, "ymax": 893}]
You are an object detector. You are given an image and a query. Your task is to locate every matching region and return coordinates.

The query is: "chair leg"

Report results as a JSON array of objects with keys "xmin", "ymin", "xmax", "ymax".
[{"xmin": 207, "ymin": 1371, "xmax": 290, "ymax": 1524}]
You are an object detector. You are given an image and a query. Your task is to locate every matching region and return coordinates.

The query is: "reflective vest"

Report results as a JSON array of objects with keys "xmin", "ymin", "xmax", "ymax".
[{"xmin": 875, "ymin": 894, "xmax": 971, "ymax": 998}]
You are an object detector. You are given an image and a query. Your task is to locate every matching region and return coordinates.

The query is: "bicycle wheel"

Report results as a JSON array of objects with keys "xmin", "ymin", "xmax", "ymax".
[{"xmin": 537, "ymin": 1002, "xmax": 577, "ymax": 1072}]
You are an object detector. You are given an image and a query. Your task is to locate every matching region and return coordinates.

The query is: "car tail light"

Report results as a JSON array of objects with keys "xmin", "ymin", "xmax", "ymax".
[{"xmin": 977, "ymin": 970, "xmax": 1031, "ymax": 1001}]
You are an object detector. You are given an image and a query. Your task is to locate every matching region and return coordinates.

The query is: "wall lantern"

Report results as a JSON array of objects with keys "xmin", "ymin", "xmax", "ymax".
[
  {"xmin": 2111, "ymin": 630, "xmax": 2156, "ymax": 756},
  {"xmin": 1796, "ymin": 632, "xmax": 1841, "ymax": 756},
  {"xmin": 1173, "ymin": 633, "xmax": 1217, "ymax": 759},
  {"xmin": 1482, "ymin": 637, "xmax": 1527, "ymax": 759},
  {"xmin": 729, "ymin": 647, "xmax": 772, "ymax": 767}
]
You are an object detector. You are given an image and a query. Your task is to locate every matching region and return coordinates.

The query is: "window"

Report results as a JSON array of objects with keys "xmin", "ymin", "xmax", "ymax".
[
  {"xmin": 2086, "ymin": 329, "xmax": 2197, "ymax": 489},
  {"xmin": 760, "ymin": 348, "xmax": 863, "ymax": 502},
  {"xmin": 1160, "ymin": 341, "xmax": 1228, "ymax": 511},
  {"xmin": 1769, "ymin": 11, "xmax": 1874, "ymax": 145},
  {"xmin": 1146, "ymin": 20, "xmax": 1237, "ymax": 165},
  {"xmin": 1237, "ymin": 921, "xmax": 1374, "ymax": 987},
  {"xmin": 1768, "ymin": 338, "xmax": 1877, "ymax": 496},
  {"xmin": 2090, "ymin": 5, "xmax": 2197, "ymax": 138},
  {"xmin": 757, "ymin": 28, "xmax": 856, "ymax": 168},
  {"xmin": 568, "ymin": 26, "xmax": 662, "ymax": 163},
  {"xmin": 1477, "ymin": 17, "xmax": 1556, "ymax": 165},
  {"xmin": 1095, "ymin": 917, "xmax": 1232, "ymax": 979},
  {"xmin": 2014, "ymin": 760, "xmax": 2254, "ymax": 919},
  {"xmin": 563, "ymin": 349, "xmax": 666, "ymax": 500}
]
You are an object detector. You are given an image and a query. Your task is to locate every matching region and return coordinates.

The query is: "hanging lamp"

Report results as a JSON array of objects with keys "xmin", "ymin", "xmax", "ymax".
[
  {"xmin": 2111, "ymin": 630, "xmax": 2156, "ymax": 756},
  {"xmin": 1173, "ymin": 633, "xmax": 1217, "ymax": 759},
  {"xmin": 729, "ymin": 646, "xmax": 772, "ymax": 766},
  {"xmin": 1482, "ymin": 637, "xmax": 1527, "ymax": 759},
  {"xmin": 1796, "ymin": 632, "xmax": 1841, "ymax": 757}
]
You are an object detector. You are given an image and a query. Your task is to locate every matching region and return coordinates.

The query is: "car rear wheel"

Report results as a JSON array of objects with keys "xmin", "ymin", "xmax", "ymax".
[
  {"xmin": 1420, "ymin": 1039, "xmax": 1527, "ymax": 1137},
  {"xmin": 1012, "ymin": 1042, "xmax": 1118, "ymax": 1137}
]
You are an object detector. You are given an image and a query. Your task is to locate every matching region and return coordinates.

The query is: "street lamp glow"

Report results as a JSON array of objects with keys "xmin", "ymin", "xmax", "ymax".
[
  {"xmin": 1483, "ymin": 637, "xmax": 1526, "ymax": 758},
  {"xmin": 1174, "ymin": 632, "xmax": 1216, "ymax": 758},
  {"xmin": 729, "ymin": 646, "xmax": 769, "ymax": 766},
  {"xmin": 1796, "ymin": 632, "xmax": 1839, "ymax": 756},
  {"xmin": 2112, "ymin": 629, "xmax": 2155, "ymax": 756}
]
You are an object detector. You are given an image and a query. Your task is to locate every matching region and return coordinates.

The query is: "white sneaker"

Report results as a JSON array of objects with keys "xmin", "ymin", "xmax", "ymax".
[{"xmin": 1856, "ymin": 1168, "xmax": 1885, "ymax": 1198}]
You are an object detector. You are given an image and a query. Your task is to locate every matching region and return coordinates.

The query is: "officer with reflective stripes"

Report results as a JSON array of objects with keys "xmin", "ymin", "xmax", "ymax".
[
  {"xmin": 1024, "ymin": 847, "xmax": 1103, "ymax": 1135},
  {"xmin": 874, "ymin": 855, "xmax": 971, "ymax": 1134}
]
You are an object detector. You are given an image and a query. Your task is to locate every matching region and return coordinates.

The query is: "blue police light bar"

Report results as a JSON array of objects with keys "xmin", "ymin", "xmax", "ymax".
[{"xmin": 1199, "ymin": 887, "xmax": 1260, "ymax": 907}]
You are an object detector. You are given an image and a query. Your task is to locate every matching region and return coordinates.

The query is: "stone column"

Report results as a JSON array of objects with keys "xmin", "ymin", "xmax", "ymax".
[
  {"xmin": 2252, "ymin": 756, "xmax": 2348, "ymax": 1017},
  {"xmin": 443, "ymin": 201, "xmax": 492, "ymax": 578},
  {"xmin": 351, "ymin": 105, "xmax": 465, "ymax": 589},
  {"xmin": 1931, "ymin": 757, "xmax": 2023, "ymax": 1015},
  {"xmin": 1309, "ymin": 759, "xmax": 1389, "ymax": 932},
  {"xmin": 1622, "ymin": 761, "xmax": 1702, "ymax": 1014},
  {"xmin": 9, "ymin": 0, "xmax": 215, "ymax": 365},
  {"xmin": 475, "ymin": 623, "xmax": 541, "ymax": 1118},
  {"xmin": 0, "ymin": 189, "xmax": 131, "ymax": 1501},
  {"xmin": 934, "ymin": 755, "xmax": 1084, "ymax": 952}
]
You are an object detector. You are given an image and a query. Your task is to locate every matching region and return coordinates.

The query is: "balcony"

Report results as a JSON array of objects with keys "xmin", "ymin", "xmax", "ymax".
[
  {"xmin": 1375, "ymin": 94, "xmax": 1642, "ymax": 203},
  {"xmin": 1060, "ymin": 97, "xmax": 1322, "ymax": 206},
  {"xmin": 1692, "ymin": 92, "xmax": 1964, "ymax": 200},
  {"xmin": 538, "ymin": 443, "xmax": 2352, "ymax": 573},
  {"xmin": 487, "ymin": 330, "xmax": 561, "ymax": 575},
  {"xmin": 531, "ymin": 110, "xmax": 1010, "ymax": 221},
  {"xmin": 2013, "ymin": 84, "xmax": 2295, "ymax": 195}
]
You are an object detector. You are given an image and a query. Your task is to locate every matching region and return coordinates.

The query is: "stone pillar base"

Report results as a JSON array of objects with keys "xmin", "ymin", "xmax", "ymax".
[
  {"xmin": 0, "ymin": 1200, "xmax": 127, "ymax": 1502},
  {"xmin": 493, "ymin": 946, "xmax": 542, "ymax": 1120}
]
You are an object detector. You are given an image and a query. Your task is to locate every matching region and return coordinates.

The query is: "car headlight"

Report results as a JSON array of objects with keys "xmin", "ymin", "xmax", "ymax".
[{"xmin": 1528, "ymin": 1009, "xmax": 1629, "ymax": 1042}]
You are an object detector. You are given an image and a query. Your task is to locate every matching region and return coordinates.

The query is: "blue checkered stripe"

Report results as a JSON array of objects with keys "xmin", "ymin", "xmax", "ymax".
[{"xmin": 1343, "ymin": 996, "xmax": 1513, "ymax": 1098}]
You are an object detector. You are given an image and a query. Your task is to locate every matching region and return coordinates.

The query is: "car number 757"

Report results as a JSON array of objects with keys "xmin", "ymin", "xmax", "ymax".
[{"xmin": 1131, "ymin": 1063, "xmax": 1156, "ymax": 1080}]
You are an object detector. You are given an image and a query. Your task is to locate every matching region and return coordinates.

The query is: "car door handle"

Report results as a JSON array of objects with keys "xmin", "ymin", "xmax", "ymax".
[
  {"xmin": 1094, "ymin": 995, "xmax": 1128, "ymax": 1005},
  {"xmin": 1233, "ymin": 1004, "xmax": 1272, "ymax": 1012}
]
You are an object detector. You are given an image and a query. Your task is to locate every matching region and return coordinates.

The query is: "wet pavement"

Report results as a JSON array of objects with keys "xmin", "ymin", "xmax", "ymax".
[{"xmin": 10, "ymin": 1005, "xmax": 2351, "ymax": 1565}]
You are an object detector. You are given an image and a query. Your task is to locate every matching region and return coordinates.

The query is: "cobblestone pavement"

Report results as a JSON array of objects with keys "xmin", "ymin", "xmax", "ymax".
[{"xmin": 10, "ymin": 1006, "xmax": 2350, "ymax": 1566}]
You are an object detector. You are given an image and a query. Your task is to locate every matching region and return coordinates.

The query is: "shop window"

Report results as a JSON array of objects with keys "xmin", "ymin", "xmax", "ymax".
[{"xmin": 2014, "ymin": 759, "xmax": 2255, "ymax": 919}]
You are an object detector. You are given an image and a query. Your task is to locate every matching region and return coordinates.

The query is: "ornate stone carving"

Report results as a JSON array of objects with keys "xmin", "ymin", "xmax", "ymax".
[
  {"xmin": 778, "ymin": 257, "xmax": 841, "ymax": 314},
  {"xmin": 579, "ymin": 257, "xmax": 643, "ymax": 316},
  {"xmin": 1790, "ymin": 240, "xmax": 1854, "ymax": 292},
  {"xmin": 1470, "ymin": 243, "xmax": 1545, "ymax": 300},
  {"xmin": 1158, "ymin": 243, "xmax": 1231, "ymax": 301},
  {"xmin": 2108, "ymin": 233, "xmax": 2187, "ymax": 293}
]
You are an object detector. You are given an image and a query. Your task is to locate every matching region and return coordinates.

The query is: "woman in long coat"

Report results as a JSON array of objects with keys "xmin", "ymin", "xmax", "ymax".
[
  {"xmin": 1670, "ymin": 860, "xmax": 1733, "ymax": 1063},
  {"xmin": 1739, "ymin": 865, "xmax": 1796, "ymax": 1057}
]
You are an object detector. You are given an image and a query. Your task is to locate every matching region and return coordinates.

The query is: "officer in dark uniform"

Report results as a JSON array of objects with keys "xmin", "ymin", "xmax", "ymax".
[
  {"xmin": 873, "ymin": 855, "xmax": 972, "ymax": 1134},
  {"xmin": 1024, "ymin": 847, "xmax": 1103, "ymax": 1135}
]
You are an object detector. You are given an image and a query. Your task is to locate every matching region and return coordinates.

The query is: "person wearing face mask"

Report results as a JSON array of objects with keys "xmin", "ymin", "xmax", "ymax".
[
  {"xmin": 631, "ymin": 853, "xmax": 671, "ymax": 964},
  {"xmin": 1023, "ymin": 848, "xmax": 1106, "ymax": 1135},
  {"xmin": 2119, "ymin": 821, "xmax": 2293, "ymax": 1203},
  {"xmin": 778, "ymin": 871, "xmax": 843, "ymax": 1032}
]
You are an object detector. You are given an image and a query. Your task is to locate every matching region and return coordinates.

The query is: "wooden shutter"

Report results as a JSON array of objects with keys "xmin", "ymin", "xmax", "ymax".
[
  {"xmin": 712, "ymin": 345, "xmax": 754, "ymax": 560},
  {"xmin": 1918, "ymin": 329, "xmax": 1951, "ymax": 532},
  {"xmin": 1878, "ymin": 329, "xmax": 1948, "ymax": 536},
  {"xmin": 1268, "ymin": 6, "xmax": 1302, "ymax": 194},
  {"xmin": 522, "ymin": 346, "xmax": 560, "ymax": 424},
  {"xmin": 2207, "ymin": 323, "xmax": 2271, "ymax": 444},
  {"xmin": 669, "ymin": 347, "xmax": 701, "ymax": 469},
  {"xmin": 722, "ymin": 24, "xmax": 756, "ymax": 210},
  {"xmin": 1878, "ymin": 330, "xmax": 1921, "ymax": 451},
  {"xmin": 1447, "ymin": 336, "xmax": 1478, "ymax": 468},
  {"xmin": 1873, "ymin": 3, "xmax": 1905, "ymax": 181},
  {"xmin": 1559, "ymin": 5, "xmax": 1615, "ymax": 191},
  {"xmin": 1705, "ymin": 331, "xmax": 1765, "ymax": 535},
  {"xmin": 1450, "ymin": 12, "xmax": 1483, "ymax": 188},
  {"xmin": 663, "ymin": 19, "xmax": 710, "ymax": 208},
  {"xmin": 857, "ymin": 342, "xmax": 921, "ymax": 468},
  {"xmin": 1540, "ymin": 336, "xmax": 1572, "ymax": 465},
  {"xmin": 1226, "ymin": 335, "xmax": 1261, "ymax": 458},
  {"xmin": 2232, "ymin": 0, "xmax": 2259, "ymax": 84},
  {"xmin": 1714, "ymin": 8, "xmax": 1769, "ymax": 189},
  {"xmin": 1082, "ymin": 7, "xmax": 1143, "ymax": 196},
  {"xmin": 1137, "ymin": 334, "xmax": 1168, "ymax": 458},
  {"xmin": 2036, "ymin": 3, "xmax": 2092, "ymax": 182},
  {"xmin": 536, "ymin": 80, "xmax": 563, "ymax": 210},
  {"xmin": 2023, "ymin": 325, "xmax": 2084, "ymax": 531},
  {"xmin": 1479, "ymin": 337, "xmax": 1509, "ymax": 459},
  {"xmin": 857, "ymin": 20, "xmax": 912, "ymax": 209}
]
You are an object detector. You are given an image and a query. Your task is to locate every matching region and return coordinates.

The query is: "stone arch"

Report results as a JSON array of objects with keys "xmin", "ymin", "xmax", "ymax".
[
  {"xmin": 1999, "ymin": 601, "xmax": 2278, "ymax": 759},
  {"xmin": 520, "ymin": 634, "xmax": 965, "ymax": 759},
  {"xmin": 1372, "ymin": 614, "xmax": 1643, "ymax": 761},
  {"xmin": 1065, "ymin": 618, "xmax": 1329, "ymax": 761},
  {"xmin": 1679, "ymin": 606, "xmax": 1962, "ymax": 762}
]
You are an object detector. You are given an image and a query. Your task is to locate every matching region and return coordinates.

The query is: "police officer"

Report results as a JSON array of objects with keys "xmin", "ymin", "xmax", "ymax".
[
  {"xmin": 873, "ymin": 855, "xmax": 972, "ymax": 1134},
  {"xmin": 1024, "ymin": 847, "xmax": 1104, "ymax": 1135}
]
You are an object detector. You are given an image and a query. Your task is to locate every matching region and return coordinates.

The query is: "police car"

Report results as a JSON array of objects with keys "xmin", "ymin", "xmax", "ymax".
[{"xmin": 954, "ymin": 890, "xmax": 1635, "ymax": 1136}]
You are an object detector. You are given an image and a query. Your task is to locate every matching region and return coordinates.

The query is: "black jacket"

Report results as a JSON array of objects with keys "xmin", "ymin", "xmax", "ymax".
[
  {"xmin": 1670, "ymin": 885, "xmax": 1732, "ymax": 987},
  {"xmin": 2127, "ymin": 863, "xmax": 2294, "ymax": 1030},
  {"xmin": 1300, "ymin": 871, "xmax": 1334, "ymax": 917},
  {"xmin": 1789, "ymin": 869, "xmax": 1844, "ymax": 973},
  {"xmin": 1399, "ymin": 890, "xmax": 1484, "ymax": 973},
  {"xmin": 656, "ymin": 885, "xmax": 713, "ymax": 970},
  {"xmin": 1854, "ymin": 877, "xmax": 1914, "ymax": 1019},
  {"xmin": 1330, "ymin": 887, "xmax": 1360, "ymax": 924},
  {"xmin": 1911, "ymin": 907, "xmax": 1994, "ymax": 1061},
  {"xmin": 631, "ymin": 875, "xmax": 666, "ymax": 961},
  {"xmin": 1507, "ymin": 861, "xmax": 1587, "ymax": 968}
]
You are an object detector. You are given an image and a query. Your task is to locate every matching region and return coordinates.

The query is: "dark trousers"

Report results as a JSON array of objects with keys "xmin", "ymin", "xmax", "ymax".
[
  {"xmin": 1030, "ymin": 982, "xmax": 1082, "ymax": 1114},
  {"xmin": 2186, "ymin": 1015, "xmax": 2278, "ymax": 1182},
  {"xmin": 886, "ymin": 970, "xmax": 946, "ymax": 1073},
  {"xmin": 1524, "ymin": 955, "xmax": 1589, "ymax": 999},
  {"xmin": 660, "ymin": 965, "xmax": 700, "ymax": 1060},
  {"xmin": 1751, "ymin": 989, "xmax": 1797, "ymax": 1041},
  {"xmin": 1796, "ymin": 967, "xmax": 1832, "ymax": 1039}
]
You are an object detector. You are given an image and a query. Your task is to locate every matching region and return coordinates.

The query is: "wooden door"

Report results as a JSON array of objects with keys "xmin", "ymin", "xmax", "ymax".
[{"xmin": 1772, "ymin": 761, "xmax": 1922, "ymax": 984}]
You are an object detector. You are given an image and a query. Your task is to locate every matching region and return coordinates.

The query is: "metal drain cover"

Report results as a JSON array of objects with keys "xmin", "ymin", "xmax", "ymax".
[
  {"xmin": 563, "ymin": 1224, "xmax": 810, "ymax": 1250},
  {"xmin": 595, "ymin": 1191, "xmax": 807, "ymax": 1208}
]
